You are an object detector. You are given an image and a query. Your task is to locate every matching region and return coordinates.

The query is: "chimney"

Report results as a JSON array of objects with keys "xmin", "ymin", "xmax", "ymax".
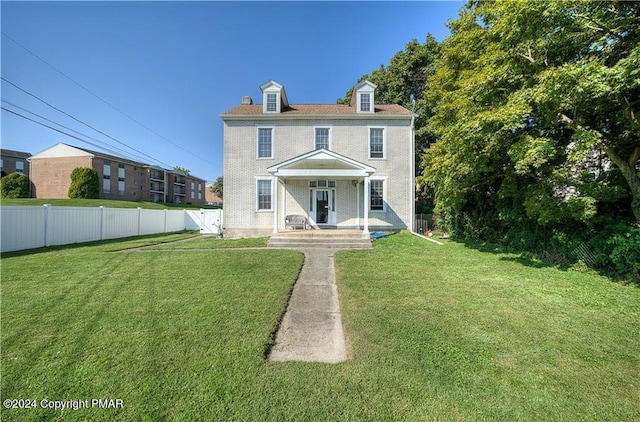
[{"xmin": 242, "ymin": 96, "xmax": 253, "ymax": 105}]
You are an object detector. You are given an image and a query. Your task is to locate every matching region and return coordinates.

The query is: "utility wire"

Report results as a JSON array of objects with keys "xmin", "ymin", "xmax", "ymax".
[
  {"xmin": 1, "ymin": 106, "xmax": 157, "ymax": 162},
  {"xmin": 2, "ymin": 31, "xmax": 220, "ymax": 169},
  {"xmin": 2, "ymin": 98, "xmax": 160, "ymax": 164},
  {"xmin": 1, "ymin": 77, "xmax": 173, "ymax": 168}
]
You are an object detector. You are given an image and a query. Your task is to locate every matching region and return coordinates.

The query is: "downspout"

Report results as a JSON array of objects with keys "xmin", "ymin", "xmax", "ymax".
[{"xmin": 409, "ymin": 95, "xmax": 416, "ymax": 233}]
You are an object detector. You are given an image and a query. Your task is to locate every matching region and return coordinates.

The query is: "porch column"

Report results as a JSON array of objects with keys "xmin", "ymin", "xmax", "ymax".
[
  {"xmin": 356, "ymin": 181, "xmax": 360, "ymax": 229},
  {"xmin": 272, "ymin": 176, "xmax": 279, "ymax": 234},
  {"xmin": 363, "ymin": 176, "xmax": 370, "ymax": 235}
]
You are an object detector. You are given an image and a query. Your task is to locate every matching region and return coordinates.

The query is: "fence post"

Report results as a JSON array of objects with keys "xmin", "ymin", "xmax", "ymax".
[
  {"xmin": 164, "ymin": 209, "xmax": 167, "ymax": 233},
  {"xmin": 137, "ymin": 208, "xmax": 142, "ymax": 236},
  {"xmin": 99, "ymin": 206, "xmax": 105, "ymax": 240},
  {"xmin": 43, "ymin": 204, "xmax": 50, "ymax": 247}
]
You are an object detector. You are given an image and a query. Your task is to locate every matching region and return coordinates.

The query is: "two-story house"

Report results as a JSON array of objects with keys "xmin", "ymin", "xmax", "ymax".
[{"xmin": 221, "ymin": 80, "xmax": 415, "ymax": 237}]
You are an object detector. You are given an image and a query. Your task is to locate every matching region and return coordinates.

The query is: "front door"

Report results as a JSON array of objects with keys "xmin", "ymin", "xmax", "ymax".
[
  {"xmin": 315, "ymin": 190, "xmax": 329, "ymax": 223},
  {"xmin": 311, "ymin": 188, "xmax": 336, "ymax": 225}
]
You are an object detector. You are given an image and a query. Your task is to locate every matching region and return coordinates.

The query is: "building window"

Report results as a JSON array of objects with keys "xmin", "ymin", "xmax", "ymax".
[
  {"xmin": 370, "ymin": 179, "xmax": 385, "ymax": 211},
  {"xmin": 118, "ymin": 164, "xmax": 125, "ymax": 195},
  {"xmin": 257, "ymin": 128, "xmax": 273, "ymax": 158},
  {"xmin": 257, "ymin": 179, "xmax": 272, "ymax": 211},
  {"xmin": 360, "ymin": 93, "xmax": 371, "ymax": 112},
  {"xmin": 315, "ymin": 128, "xmax": 330, "ymax": 150},
  {"xmin": 369, "ymin": 128, "xmax": 385, "ymax": 159},
  {"xmin": 15, "ymin": 160, "xmax": 24, "ymax": 174},
  {"xmin": 266, "ymin": 93, "xmax": 277, "ymax": 112},
  {"xmin": 103, "ymin": 161, "xmax": 111, "ymax": 193}
]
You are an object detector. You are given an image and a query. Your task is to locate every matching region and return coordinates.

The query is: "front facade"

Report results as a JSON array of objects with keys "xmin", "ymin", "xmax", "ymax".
[
  {"xmin": 221, "ymin": 80, "xmax": 415, "ymax": 237},
  {"xmin": 29, "ymin": 143, "xmax": 206, "ymax": 205},
  {"xmin": 1, "ymin": 149, "xmax": 31, "ymax": 178}
]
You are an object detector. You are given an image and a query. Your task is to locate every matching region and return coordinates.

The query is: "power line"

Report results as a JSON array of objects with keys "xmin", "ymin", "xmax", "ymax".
[
  {"xmin": 1, "ymin": 77, "xmax": 173, "ymax": 168},
  {"xmin": 2, "ymin": 30, "xmax": 220, "ymax": 169},
  {"xmin": 2, "ymin": 98, "xmax": 161, "ymax": 165}
]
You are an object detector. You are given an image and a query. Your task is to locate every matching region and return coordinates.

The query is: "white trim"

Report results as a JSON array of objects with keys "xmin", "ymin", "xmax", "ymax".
[
  {"xmin": 369, "ymin": 176, "xmax": 388, "ymax": 212},
  {"xmin": 255, "ymin": 176, "xmax": 274, "ymax": 212},
  {"xmin": 267, "ymin": 148, "xmax": 375, "ymax": 176},
  {"xmin": 313, "ymin": 126, "xmax": 332, "ymax": 150},
  {"xmin": 368, "ymin": 126, "xmax": 386, "ymax": 160},
  {"xmin": 256, "ymin": 126, "xmax": 274, "ymax": 159}
]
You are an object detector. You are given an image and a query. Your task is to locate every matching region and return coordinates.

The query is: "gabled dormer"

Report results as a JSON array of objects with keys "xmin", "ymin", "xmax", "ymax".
[
  {"xmin": 350, "ymin": 80, "xmax": 377, "ymax": 114},
  {"xmin": 260, "ymin": 80, "xmax": 289, "ymax": 114}
]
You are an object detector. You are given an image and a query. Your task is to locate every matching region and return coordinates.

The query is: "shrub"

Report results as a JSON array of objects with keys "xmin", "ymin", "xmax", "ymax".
[
  {"xmin": 0, "ymin": 173, "xmax": 30, "ymax": 198},
  {"xmin": 607, "ymin": 225, "xmax": 640, "ymax": 281},
  {"xmin": 68, "ymin": 167, "xmax": 99, "ymax": 199}
]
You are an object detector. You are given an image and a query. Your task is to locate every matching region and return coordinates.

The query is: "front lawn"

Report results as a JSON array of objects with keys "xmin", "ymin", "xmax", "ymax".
[{"xmin": 1, "ymin": 232, "xmax": 638, "ymax": 421}]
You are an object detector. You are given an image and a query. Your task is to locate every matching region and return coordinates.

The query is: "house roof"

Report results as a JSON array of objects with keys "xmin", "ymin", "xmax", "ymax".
[
  {"xmin": 0, "ymin": 149, "xmax": 32, "ymax": 159},
  {"xmin": 221, "ymin": 103, "xmax": 412, "ymax": 117}
]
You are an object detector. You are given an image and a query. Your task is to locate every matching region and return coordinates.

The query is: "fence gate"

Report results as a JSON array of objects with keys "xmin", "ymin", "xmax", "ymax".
[
  {"xmin": 415, "ymin": 213, "xmax": 435, "ymax": 234},
  {"xmin": 200, "ymin": 209, "xmax": 223, "ymax": 235}
]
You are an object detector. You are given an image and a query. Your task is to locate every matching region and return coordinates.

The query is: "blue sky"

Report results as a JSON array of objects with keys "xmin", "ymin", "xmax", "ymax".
[{"xmin": 1, "ymin": 1, "xmax": 463, "ymax": 183}]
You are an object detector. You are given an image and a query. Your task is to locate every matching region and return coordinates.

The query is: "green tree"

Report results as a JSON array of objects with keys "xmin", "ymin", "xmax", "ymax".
[
  {"xmin": 422, "ymin": 0, "xmax": 639, "ymax": 238},
  {"xmin": 173, "ymin": 166, "xmax": 190, "ymax": 175},
  {"xmin": 339, "ymin": 35, "xmax": 441, "ymax": 210},
  {"xmin": 68, "ymin": 167, "xmax": 100, "ymax": 199},
  {"xmin": 210, "ymin": 176, "xmax": 223, "ymax": 200},
  {"xmin": 0, "ymin": 173, "xmax": 30, "ymax": 198}
]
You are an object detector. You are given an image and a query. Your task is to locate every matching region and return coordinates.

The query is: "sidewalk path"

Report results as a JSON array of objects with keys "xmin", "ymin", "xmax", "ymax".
[{"xmin": 268, "ymin": 248, "xmax": 348, "ymax": 363}]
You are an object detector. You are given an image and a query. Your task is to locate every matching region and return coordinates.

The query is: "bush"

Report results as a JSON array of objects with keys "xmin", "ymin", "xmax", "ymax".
[
  {"xmin": 0, "ymin": 173, "xmax": 30, "ymax": 198},
  {"xmin": 68, "ymin": 167, "xmax": 99, "ymax": 199},
  {"xmin": 607, "ymin": 226, "xmax": 640, "ymax": 281}
]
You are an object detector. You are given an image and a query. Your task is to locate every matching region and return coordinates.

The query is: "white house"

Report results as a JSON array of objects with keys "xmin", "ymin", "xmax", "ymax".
[{"xmin": 221, "ymin": 80, "xmax": 415, "ymax": 237}]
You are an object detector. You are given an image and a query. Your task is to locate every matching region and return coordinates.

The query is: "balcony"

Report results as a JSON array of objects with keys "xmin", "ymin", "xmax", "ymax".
[
  {"xmin": 173, "ymin": 176, "xmax": 186, "ymax": 186},
  {"xmin": 150, "ymin": 171, "xmax": 164, "ymax": 181},
  {"xmin": 149, "ymin": 182, "xmax": 164, "ymax": 193}
]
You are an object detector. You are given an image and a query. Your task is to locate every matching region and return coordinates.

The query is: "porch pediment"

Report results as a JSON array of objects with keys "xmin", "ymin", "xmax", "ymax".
[{"xmin": 267, "ymin": 149, "xmax": 375, "ymax": 178}]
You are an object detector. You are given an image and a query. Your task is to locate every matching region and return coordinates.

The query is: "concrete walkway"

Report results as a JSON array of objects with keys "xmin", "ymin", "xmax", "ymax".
[{"xmin": 268, "ymin": 248, "xmax": 348, "ymax": 363}]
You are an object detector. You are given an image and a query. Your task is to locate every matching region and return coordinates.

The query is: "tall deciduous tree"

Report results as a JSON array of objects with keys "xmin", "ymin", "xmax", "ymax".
[
  {"xmin": 210, "ymin": 176, "xmax": 223, "ymax": 200},
  {"xmin": 338, "ymin": 35, "xmax": 441, "ymax": 211},
  {"xmin": 423, "ymin": 0, "xmax": 640, "ymax": 234}
]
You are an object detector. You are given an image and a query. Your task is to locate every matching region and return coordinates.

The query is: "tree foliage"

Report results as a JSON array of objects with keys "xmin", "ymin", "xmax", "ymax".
[
  {"xmin": 68, "ymin": 167, "xmax": 100, "ymax": 199},
  {"xmin": 210, "ymin": 176, "xmax": 223, "ymax": 200},
  {"xmin": 0, "ymin": 173, "xmax": 30, "ymax": 198},
  {"xmin": 424, "ymin": 0, "xmax": 639, "ymax": 221},
  {"xmin": 419, "ymin": 0, "xmax": 639, "ymax": 278},
  {"xmin": 338, "ymin": 35, "xmax": 441, "ymax": 211}
]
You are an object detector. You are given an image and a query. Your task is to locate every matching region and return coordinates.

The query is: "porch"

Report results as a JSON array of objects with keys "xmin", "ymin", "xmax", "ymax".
[{"xmin": 267, "ymin": 149, "xmax": 377, "ymax": 236}]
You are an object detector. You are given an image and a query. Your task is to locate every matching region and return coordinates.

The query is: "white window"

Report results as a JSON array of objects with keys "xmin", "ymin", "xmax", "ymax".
[
  {"xmin": 360, "ymin": 93, "xmax": 371, "ymax": 112},
  {"xmin": 369, "ymin": 127, "xmax": 385, "ymax": 159},
  {"xmin": 315, "ymin": 128, "xmax": 330, "ymax": 150},
  {"xmin": 257, "ymin": 179, "xmax": 272, "ymax": 211},
  {"xmin": 15, "ymin": 160, "xmax": 24, "ymax": 174},
  {"xmin": 0, "ymin": 158, "xmax": 3, "ymax": 172},
  {"xmin": 370, "ymin": 179, "xmax": 386, "ymax": 211},
  {"xmin": 257, "ymin": 128, "xmax": 273, "ymax": 158},
  {"xmin": 103, "ymin": 161, "xmax": 111, "ymax": 193},
  {"xmin": 266, "ymin": 93, "xmax": 278, "ymax": 112}
]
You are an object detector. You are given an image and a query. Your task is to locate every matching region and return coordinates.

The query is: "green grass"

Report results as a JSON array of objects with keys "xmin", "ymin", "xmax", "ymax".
[
  {"xmin": 0, "ymin": 198, "xmax": 220, "ymax": 209},
  {"xmin": 1, "ymin": 233, "xmax": 638, "ymax": 421},
  {"xmin": 149, "ymin": 236, "xmax": 269, "ymax": 249}
]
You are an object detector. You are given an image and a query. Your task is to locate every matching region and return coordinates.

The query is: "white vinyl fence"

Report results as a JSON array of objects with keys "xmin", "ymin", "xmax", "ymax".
[{"xmin": 1, "ymin": 206, "xmax": 223, "ymax": 253}]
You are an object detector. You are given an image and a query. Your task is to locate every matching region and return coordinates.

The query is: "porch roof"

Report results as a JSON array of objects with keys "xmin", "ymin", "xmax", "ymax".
[{"xmin": 266, "ymin": 149, "xmax": 376, "ymax": 178}]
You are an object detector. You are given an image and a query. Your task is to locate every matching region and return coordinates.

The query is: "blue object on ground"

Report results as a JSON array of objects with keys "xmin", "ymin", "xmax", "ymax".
[{"xmin": 370, "ymin": 231, "xmax": 387, "ymax": 239}]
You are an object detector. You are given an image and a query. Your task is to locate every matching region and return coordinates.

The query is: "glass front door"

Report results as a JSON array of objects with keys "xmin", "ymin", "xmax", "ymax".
[{"xmin": 316, "ymin": 190, "xmax": 329, "ymax": 224}]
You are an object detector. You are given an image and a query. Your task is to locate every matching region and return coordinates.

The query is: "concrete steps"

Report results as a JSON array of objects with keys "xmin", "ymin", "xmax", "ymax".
[{"xmin": 267, "ymin": 230, "xmax": 372, "ymax": 249}]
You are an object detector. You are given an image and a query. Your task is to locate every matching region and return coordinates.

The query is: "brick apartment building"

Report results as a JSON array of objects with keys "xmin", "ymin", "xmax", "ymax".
[
  {"xmin": 28, "ymin": 143, "xmax": 206, "ymax": 205},
  {"xmin": 1, "ymin": 149, "xmax": 31, "ymax": 178}
]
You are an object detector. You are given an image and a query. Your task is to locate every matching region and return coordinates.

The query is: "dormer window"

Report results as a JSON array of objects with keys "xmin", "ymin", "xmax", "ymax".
[
  {"xmin": 260, "ymin": 80, "xmax": 289, "ymax": 114},
  {"xmin": 360, "ymin": 93, "xmax": 371, "ymax": 112},
  {"xmin": 351, "ymin": 80, "xmax": 376, "ymax": 114},
  {"xmin": 266, "ymin": 93, "xmax": 277, "ymax": 112}
]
